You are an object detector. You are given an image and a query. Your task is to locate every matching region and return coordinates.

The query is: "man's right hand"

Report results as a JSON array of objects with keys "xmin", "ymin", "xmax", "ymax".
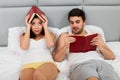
[{"xmin": 64, "ymin": 34, "xmax": 76, "ymax": 47}]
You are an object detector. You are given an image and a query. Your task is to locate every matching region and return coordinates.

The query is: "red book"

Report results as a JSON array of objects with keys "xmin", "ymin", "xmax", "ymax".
[
  {"xmin": 27, "ymin": 6, "xmax": 45, "ymax": 23},
  {"xmin": 69, "ymin": 33, "xmax": 98, "ymax": 53}
]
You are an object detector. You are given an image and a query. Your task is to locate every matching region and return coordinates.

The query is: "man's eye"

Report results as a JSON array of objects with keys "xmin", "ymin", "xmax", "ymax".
[
  {"xmin": 70, "ymin": 22, "xmax": 74, "ymax": 24},
  {"xmin": 76, "ymin": 21, "xmax": 80, "ymax": 24}
]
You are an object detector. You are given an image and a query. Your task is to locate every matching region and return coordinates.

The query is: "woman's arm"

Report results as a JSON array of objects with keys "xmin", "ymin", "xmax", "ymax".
[
  {"xmin": 41, "ymin": 14, "xmax": 55, "ymax": 48},
  {"xmin": 20, "ymin": 15, "xmax": 31, "ymax": 50}
]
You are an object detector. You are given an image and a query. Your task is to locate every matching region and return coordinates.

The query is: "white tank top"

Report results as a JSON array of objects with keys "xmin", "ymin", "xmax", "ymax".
[{"xmin": 22, "ymin": 38, "xmax": 54, "ymax": 64}]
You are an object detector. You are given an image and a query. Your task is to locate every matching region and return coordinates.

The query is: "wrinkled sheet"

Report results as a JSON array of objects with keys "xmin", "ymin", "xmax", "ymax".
[{"xmin": 0, "ymin": 42, "xmax": 120, "ymax": 80}]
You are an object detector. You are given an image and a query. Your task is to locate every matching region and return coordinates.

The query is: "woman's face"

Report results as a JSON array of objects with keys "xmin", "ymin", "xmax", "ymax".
[{"xmin": 31, "ymin": 18, "xmax": 43, "ymax": 35}]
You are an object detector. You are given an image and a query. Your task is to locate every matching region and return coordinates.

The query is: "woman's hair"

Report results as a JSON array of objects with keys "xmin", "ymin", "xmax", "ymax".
[
  {"xmin": 68, "ymin": 8, "xmax": 86, "ymax": 22},
  {"xmin": 30, "ymin": 14, "xmax": 45, "ymax": 38}
]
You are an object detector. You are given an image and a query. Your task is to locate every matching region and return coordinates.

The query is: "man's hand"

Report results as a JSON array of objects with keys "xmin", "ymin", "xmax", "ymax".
[
  {"xmin": 64, "ymin": 34, "xmax": 76, "ymax": 47},
  {"xmin": 90, "ymin": 34, "xmax": 106, "ymax": 49}
]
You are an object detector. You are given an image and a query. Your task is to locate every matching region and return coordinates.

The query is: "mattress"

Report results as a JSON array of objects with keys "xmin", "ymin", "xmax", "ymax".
[{"xmin": 0, "ymin": 41, "xmax": 120, "ymax": 80}]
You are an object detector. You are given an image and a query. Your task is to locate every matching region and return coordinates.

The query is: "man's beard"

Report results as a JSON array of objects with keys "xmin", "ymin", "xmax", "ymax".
[{"xmin": 72, "ymin": 27, "xmax": 84, "ymax": 35}]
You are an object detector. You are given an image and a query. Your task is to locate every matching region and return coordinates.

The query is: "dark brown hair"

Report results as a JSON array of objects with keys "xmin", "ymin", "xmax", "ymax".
[{"xmin": 68, "ymin": 8, "xmax": 86, "ymax": 22}]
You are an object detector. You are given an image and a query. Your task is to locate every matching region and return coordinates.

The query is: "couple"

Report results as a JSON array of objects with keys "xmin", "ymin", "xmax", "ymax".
[{"xmin": 19, "ymin": 6, "xmax": 119, "ymax": 80}]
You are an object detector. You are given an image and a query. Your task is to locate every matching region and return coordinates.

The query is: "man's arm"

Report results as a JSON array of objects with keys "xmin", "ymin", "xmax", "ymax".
[
  {"xmin": 97, "ymin": 44, "xmax": 115, "ymax": 60},
  {"xmin": 53, "ymin": 33, "xmax": 69, "ymax": 62},
  {"xmin": 91, "ymin": 35, "xmax": 115, "ymax": 60},
  {"xmin": 53, "ymin": 33, "xmax": 76, "ymax": 62}
]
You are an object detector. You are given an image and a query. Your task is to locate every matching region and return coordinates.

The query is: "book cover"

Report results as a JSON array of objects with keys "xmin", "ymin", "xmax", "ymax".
[
  {"xmin": 27, "ymin": 6, "xmax": 45, "ymax": 23},
  {"xmin": 69, "ymin": 33, "xmax": 98, "ymax": 53}
]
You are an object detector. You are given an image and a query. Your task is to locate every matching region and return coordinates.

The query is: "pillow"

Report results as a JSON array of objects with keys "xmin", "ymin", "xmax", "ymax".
[
  {"xmin": 84, "ymin": 25, "xmax": 105, "ymax": 42},
  {"xmin": 8, "ymin": 26, "xmax": 26, "ymax": 54},
  {"xmin": 58, "ymin": 25, "xmax": 105, "ymax": 42},
  {"xmin": 8, "ymin": 26, "xmax": 59, "ymax": 54},
  {"xmin": 48, "ymin": 27, "xmax": 60, "ymax": 39}
]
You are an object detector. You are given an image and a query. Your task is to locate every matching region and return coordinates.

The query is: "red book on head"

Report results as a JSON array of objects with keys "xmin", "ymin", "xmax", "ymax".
[
  {"xmin": 69, "ymin": 33, "xmax": 98, "ymax": 53},
  {"xmin": 27, "ymin": 6, "xmax": 45, "ymax": 23}
]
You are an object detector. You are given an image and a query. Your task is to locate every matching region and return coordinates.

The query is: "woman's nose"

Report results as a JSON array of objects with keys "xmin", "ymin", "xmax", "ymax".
[{"xmin": 35, "ymin": 24, "xmax": 40, "ymax": 28}]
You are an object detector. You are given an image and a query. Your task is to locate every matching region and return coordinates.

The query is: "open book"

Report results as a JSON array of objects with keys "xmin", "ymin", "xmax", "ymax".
[
  {"xmin": 69, "ymin": 33, "xmax": 98, "ymax": 53},
  {"xmin": 27, "ymin": 6, "xmax": 45, "ymax": 23}
]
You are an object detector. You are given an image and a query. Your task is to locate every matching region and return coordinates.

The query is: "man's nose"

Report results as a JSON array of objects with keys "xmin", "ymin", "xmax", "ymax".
[{"xmin": 73, "ymin": 23, "xmax": 77, "ymax": 27}]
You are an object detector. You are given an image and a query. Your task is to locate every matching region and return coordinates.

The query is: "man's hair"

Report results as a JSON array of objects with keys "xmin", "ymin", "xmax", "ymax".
[{"xmin": 68, "ymin": 8, "xmax": 86, "ymax": 22}]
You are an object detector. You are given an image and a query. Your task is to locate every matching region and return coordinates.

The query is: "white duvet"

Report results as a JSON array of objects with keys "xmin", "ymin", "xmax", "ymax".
[
  {"xmin": 0, "ymin": 48, "xmax": 69, "ymax": 80},
  {"xmin": 0, "ymin": 42, "xmax": 120, "ymax": 80}
]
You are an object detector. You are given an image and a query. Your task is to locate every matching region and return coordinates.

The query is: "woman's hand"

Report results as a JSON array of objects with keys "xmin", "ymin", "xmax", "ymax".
[
  {"xmin": 40, "ymin": 14, "xmax": 48, "ymax": 28},
  {"xmin": 25, "ymin": 14, "xmax": 31, "ymax": 29}
]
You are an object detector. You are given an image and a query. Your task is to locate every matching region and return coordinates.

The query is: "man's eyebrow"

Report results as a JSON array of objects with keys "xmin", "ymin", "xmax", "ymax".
[
  {"xmin": 76, "ymin": 20, "xmax": 80, "ymax": 21},
  {"xmin": 69, "ymin": 20, "xmax": 74, "ymax": 22}
]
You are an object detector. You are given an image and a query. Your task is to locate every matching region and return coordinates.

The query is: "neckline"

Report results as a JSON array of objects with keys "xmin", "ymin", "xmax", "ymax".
[{"xmin": 30, "ymin": 38, "xmax": 44, "ymax": 42}]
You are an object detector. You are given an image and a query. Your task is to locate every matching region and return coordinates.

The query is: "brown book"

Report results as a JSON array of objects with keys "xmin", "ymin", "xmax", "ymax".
[
  {"xmin": 69, "ymin": 33, "xmax": 98, "ymax": 53},
  {"xmin": 27, "ymin": 6, "xmax": 45, "ymax": 23}
]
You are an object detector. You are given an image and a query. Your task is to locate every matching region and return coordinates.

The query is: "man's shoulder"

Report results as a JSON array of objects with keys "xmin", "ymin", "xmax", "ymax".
[{"xmin": 59, "ymin": 32, "xmax": 68, "ymax": 38}]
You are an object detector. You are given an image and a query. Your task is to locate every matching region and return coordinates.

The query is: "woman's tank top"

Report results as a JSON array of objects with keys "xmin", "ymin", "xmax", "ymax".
[{"xmin": 22, "ymin": 38, "xmax": 54, "ymax": 64}]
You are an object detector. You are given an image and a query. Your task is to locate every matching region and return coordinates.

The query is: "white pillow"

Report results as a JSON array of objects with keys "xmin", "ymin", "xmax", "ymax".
[
  {"xmin": 8, "ymin": 26, "xmax": 59, "ymax": 54},
  {"xmin": 48, "ymin": 27, "xmax": 60, "ymax": 38},
  {"xmin": 8, "ymin": 26, "xmax": 26, "ymax": 54}
]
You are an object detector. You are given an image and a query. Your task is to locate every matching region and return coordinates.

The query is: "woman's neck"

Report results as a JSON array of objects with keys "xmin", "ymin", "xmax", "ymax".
[{"xmin": 34, "ymin": 35, "xmax": 44, "ymax": 40}]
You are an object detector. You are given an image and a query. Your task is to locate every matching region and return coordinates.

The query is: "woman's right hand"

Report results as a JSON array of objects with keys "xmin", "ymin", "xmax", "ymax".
[{"xmin": 25, "ymin": 14, "xmax": 31, "ymax": 29}]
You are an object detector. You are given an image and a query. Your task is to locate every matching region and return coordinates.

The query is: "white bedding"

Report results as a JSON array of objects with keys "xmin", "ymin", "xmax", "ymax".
[
  {"xmin": 0, "ymin": 42, "xmax": 120, "ymax": 80},
  {"xmin": 0, "ymin": 47, "xmax": 69, "ymax": 80}
]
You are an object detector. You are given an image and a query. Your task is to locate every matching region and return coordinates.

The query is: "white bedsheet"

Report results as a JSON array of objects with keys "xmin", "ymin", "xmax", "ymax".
[
  {"xmin": 0, "ymin": 41, "xmax": 120, "ymax": 80},
  {"xmin": 0, "ymin": 47, "xmax": 69, "ymax": 80}
]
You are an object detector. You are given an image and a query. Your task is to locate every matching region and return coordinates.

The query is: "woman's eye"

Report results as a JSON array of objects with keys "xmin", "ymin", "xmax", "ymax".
[
  {"xmin": 31, "ymin": 22, "xmax": 35, "ymax": 25},
  {"xmin": 39, "ymin": 22, "xmax": 42, "ymax": 24}
]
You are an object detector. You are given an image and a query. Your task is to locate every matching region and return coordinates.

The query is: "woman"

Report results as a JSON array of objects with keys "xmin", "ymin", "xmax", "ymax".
[{"xmin": 19, "ymin": 13, "xmax": 59, "ymax": 80}]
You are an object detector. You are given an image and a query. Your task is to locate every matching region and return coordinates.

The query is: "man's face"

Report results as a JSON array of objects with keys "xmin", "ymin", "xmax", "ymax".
[{"xmin": 69, "ymin": 16, "xmax": 85, "ymax": 35}]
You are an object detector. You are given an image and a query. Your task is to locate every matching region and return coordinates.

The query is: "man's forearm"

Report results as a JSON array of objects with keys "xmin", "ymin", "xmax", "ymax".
[
  {"xmin": 54, "ymin": 45, "xmax": 68, "ymax": 62},
  {"xmin": 98, "ymin": 45, "xmax": 115, "ymax": 60}
]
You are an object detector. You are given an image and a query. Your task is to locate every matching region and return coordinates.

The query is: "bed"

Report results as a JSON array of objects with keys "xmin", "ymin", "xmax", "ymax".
[{"xmin": 0, "ymin": 0, "xmax": 120, "ymax": 80}]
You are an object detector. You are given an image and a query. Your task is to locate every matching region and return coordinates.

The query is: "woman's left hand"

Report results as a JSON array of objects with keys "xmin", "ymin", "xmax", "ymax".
[{"xmin": 38, "ymin": 14, "xmax": 48, "ymax": 28}]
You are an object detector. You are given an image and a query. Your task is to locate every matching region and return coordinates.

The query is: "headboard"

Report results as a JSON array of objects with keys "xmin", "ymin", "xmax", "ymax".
[{"xmin": 0, "ymin": 0, "xmax": 120, "ymax": 47}]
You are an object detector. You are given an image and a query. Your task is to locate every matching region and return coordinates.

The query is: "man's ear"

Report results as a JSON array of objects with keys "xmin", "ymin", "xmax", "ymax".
[{"xmin": 83, "ymin": 20, "xmax": 86, "ymax": 26}]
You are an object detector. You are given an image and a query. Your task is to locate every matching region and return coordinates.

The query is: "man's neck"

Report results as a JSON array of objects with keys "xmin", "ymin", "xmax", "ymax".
[{"xmin": 73, "ymin": 30, "xmax": 88, "ymax": 36}]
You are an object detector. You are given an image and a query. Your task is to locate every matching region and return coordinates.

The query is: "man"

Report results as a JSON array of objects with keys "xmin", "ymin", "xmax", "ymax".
[{"xmin": 53, "ymin": 8, "xmax": 119, "ymax": 80}]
